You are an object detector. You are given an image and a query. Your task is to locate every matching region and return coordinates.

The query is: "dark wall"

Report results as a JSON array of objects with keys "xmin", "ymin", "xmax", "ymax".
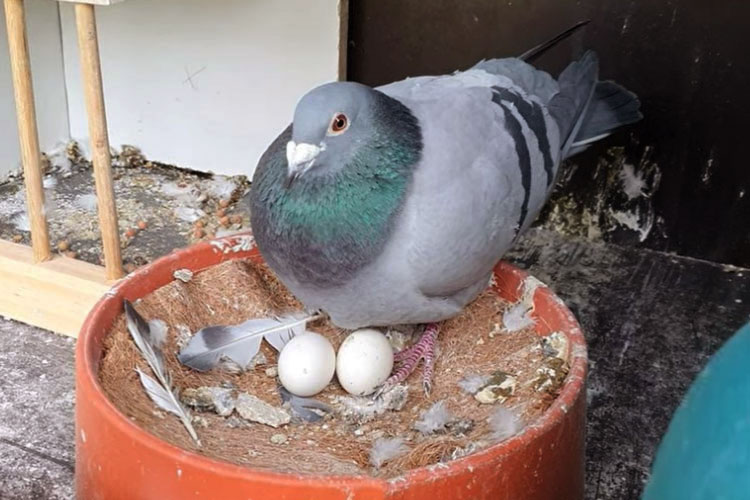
[{"xmin": 347, "ymin": 1, "xmax": 750, "ymax": 267}]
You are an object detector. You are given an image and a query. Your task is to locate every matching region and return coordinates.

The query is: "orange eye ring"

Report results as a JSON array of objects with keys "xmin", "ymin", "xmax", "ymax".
[{"xmin": 329, "ymin": 113, "xmax": 349, "ymax": 134}]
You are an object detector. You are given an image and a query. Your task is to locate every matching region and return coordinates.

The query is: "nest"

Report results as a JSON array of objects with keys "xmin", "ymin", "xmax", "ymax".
[{"xmin": 99, "ymin": 259, "xmax": 568, "ymax": 478}]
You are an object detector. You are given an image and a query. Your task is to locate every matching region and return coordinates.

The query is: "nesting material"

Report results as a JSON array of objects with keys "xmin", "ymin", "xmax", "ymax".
[{"xmin": 98, "ymin": 259, "xmax": 570, "ymax": 478}]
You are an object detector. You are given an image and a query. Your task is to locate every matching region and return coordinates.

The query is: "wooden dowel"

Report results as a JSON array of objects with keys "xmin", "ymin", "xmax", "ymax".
[
  {"xmin": 4, "ymin": 0, "xmax": 51, "ymax": 262},
  {"xmin": 74, "ymin": 2, "xmax": 122, "ymax": 280}
]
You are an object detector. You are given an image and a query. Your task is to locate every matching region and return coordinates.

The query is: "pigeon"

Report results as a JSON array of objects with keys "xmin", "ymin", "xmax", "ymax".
[{"xmin": 249, "ymin": 22, "xmax": 642, "ymax": 394}]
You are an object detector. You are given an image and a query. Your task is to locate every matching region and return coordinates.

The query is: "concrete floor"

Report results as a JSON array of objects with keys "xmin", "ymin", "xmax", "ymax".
[
  {"xmin": 1, "ymin": 228, "xmax": 748, "ymax": 499},
  {"xmin": 0, "ymin": 321, "xmax": 75, "ymax": 499}
]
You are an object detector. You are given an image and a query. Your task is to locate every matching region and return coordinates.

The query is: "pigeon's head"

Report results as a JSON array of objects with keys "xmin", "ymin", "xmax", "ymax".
[{"xmin": 285, "ymin": 81, "xmax": 379, "ymax": 185}]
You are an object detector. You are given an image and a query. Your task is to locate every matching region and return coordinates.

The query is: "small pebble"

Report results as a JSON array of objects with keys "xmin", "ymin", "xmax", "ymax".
[
  {"xmin": 194, "ymin": 220, "xmax": 205, "ymax": 229},
  {"xmin": 270, "ymin": 433, "xmax": 288, "ymax": 445},
  {"xmin": 265, "ymin": 366, "xmax": 278, "ymax": 378},
  {"xmin": 173, "ymin": 268, "xmax": 193, "ymax": 283},
  {"xmin": 125, "ymin": 228, "xmax": 137, "ymax": 238},
  {"xmin": 193, "ymin": 228, "xmax": 205, "ymax": 239},
  {"xmin": 57, "ymin": 240, "xmax": 69, "ymax": 251},
  {"xmin": 230, "ymin": 215, "xmax": 242, "ymax": 225},
  {"xmin": 219, "ymin": 199, "xmax": 230, "ymax": 208},
  {"xmin": 124, "ymin": 263, "xmax": 136, "ymax": 274},
  {"xmin": 11, "ymin": 234, "xmax": 23, "ymax": 243},
  {"xmin": 64, "ymin": 250, "xmax": 77, "ymax": 259},
  {"xmin": 137, "ymin": 220, "xmax": 147, "ymax": 230},
  {"xmin": 216, "ymin": 208, "xmax": 227, "ymax": 218},
  {"xmin": 219, "ymin": 215, "xmax": 230, "ymax": 227}
]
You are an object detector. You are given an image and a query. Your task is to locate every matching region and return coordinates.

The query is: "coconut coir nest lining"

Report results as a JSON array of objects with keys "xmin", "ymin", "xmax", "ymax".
[{"xmin": 99, "ymin": 259, "xmax": 569, "ymax": 478}]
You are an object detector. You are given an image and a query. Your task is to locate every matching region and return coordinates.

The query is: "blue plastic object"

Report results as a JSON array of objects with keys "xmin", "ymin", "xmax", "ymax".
[{"xmin": 642, "ymin": 323, "xmax": 750, "ymax": 500}]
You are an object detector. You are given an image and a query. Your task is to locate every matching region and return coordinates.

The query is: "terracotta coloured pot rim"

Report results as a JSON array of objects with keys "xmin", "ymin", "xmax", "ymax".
[{"xmin": 76, "ymin": 232, "xmax": 587, "ymax": 491}]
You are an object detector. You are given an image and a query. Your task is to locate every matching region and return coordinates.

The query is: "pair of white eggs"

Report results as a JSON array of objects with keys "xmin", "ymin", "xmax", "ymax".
[{"xmin": 277, "ymin": 328, "xmax": 393, "ymax": 397}]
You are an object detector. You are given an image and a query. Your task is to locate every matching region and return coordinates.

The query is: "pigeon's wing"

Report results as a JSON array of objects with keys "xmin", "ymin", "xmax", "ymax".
[
  {"xmin": 381, "ymin": 66, "xmax": 563, "ymax": 299},
  {"xmin": 471, "ymin": 58, "xmax": 560, "ymax": 104},
  {"xmin": 378, "ymin": 57, "xmax": 559, "ymax": 104}
]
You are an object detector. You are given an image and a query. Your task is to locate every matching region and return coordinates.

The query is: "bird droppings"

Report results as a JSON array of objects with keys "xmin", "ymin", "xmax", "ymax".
[
  {"xmin": 270, "ymin": 433, "xmax": 288, "ymax": 445},
  {"xmin": 538, "ymin": 146, "xmax": 662, "ymax": 246},
  {"xmin": 332, "ymin": 384, "xmax": 409, "ymax": 423},
  {"xmin": 457, "ymin": 374, "xmax": 492, "ymax": 395},
  {"xmin": 173, "ymin": 269, "xmax": 194, "ymax": 283},
  {"xmin": 98, "ymin": 259, "xmax": 570, "ymax": 478},
  {"xmin": 474, "ymin": 371, "xmax": 517, "ymax": 404},
  {"xmin": 0, "ymin": 140, "xmax": 249, "ymax": 268},
  {"xmin": 235, "ymin": 393, "xmax": 291, "ymax": 428},
  {"xmin": 181, "ymin": 386, "xmax": 235, "ymax": 417}
]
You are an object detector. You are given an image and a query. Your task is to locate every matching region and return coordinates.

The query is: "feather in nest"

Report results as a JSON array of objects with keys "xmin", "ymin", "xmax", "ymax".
[
  {"xmin": 177, "ymin": 311, "xmax": 323, "ymax": 372},
  {"xmin": 124, "ymin": 300, "xmax": 201, "ymax": 445}
]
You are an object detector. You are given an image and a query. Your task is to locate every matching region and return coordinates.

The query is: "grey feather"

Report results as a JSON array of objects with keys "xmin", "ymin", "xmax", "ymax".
[
  {"xmin": 278, "ymin": 386, "xmax": 332, "ymax": 422},
  {"xmin": 548, "ymin": 50, "xmax": 600, "ymax": 157},
  {"xmin": 571, "ymin": 80, "xmax": 643, "ymax": 151},
  {"xmin": 136, "ymin": 368, "xmax": 184, "ymax": 417},
  {"xmin": 124, "ymin": 300, "xmax": 200, "ymax": 445},
  {"xmin": 178, "ymin": 312, "xmax": 320, "ymax": 371}
]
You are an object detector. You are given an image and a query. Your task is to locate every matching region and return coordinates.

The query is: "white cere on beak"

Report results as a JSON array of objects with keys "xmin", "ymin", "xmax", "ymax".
[{"xmin": 286, "ymin": 141, "xmax": 324, "ymax": 177}]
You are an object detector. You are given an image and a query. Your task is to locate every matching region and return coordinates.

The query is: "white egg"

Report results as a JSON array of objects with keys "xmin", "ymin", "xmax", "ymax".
[
  {"xmin": 336, "ymin": 328, "xmax": 394, "ymax": 396},
  {"xmin": 277, "ymin": 332, "xmax": 336, "ymax": 397}
]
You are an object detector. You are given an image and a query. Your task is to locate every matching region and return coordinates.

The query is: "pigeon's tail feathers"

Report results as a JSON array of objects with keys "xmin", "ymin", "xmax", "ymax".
[
  {"xmin": 548, "ymin": 50, "xmax": 600, "ymax": 158},
  {"xmin": 566, "ymin": 81, "xmax": 643, "ymax": 156},
  {"xmin": 518, "ymin": 20, "xmax": 591, "ymax": 62}
]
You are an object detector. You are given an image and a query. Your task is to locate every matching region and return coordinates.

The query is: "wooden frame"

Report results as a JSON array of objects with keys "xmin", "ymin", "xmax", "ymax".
[
  {"xmin": 0, "ymin": 0, "xmax": 120, "ymax": 338},
  {"xmin": 0, "ymin": 0, "xmax": 349, "ymax": 338}
]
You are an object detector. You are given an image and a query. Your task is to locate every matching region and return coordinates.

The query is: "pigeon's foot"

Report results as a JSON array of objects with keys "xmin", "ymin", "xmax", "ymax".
[{"xmin": 377, "ymin": 323, "xmax": 439, "ymax": 397}]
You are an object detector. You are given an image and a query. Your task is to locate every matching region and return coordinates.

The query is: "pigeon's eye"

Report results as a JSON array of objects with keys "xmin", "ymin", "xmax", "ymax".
[{"xmin": 329, "ymin": 113, "xmax": 349, "ymax": 135}]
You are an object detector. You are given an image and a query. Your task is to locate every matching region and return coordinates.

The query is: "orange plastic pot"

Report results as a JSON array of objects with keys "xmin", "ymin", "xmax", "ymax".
[{"xmin": 76, "ymin": 233, "xmax": 587, "ymax": 500}]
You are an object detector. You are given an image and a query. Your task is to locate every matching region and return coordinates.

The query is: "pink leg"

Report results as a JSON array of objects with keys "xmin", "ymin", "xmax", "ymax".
[{"xmin": 378, "ymin": 323, "xmax": 439, "ymax": 397}]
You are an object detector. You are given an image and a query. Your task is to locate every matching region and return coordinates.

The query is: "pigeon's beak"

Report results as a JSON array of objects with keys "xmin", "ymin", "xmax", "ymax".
[{"xmin": 285, "ymin": 141, "xmax": 322, "ymax": 187}]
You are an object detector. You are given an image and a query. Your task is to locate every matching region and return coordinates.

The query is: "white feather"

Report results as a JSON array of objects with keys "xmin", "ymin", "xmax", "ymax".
[
  {"xmin": 414, "ymin": 400, "xmax": 453, "ymax": 435},
  {"xmin": 457, "ymin": 374, "xmax": 491, "ymax": 395},
  {"xmin": 369, "ymin": 437, "xmax": 408, "ymax": 468},
  {"xmin": 488, "ymin": 406, "xmax": 523, "ymax": 441}
]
